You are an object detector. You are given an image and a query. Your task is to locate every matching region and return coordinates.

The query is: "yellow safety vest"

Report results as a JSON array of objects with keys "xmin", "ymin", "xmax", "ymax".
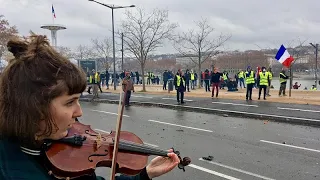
[
  {"xmin": 279, "ymin": 73, "xmax": 287, "ymax": 83},
  {"xmin": 90, "ymin": 73, "xmax": 99, "ymax": 84},
  {"xmin": 310, "ymin": 87, "xmax": 317, "ymax": 90},
  {"xmin": 245, "ymin": 71, "xmax": 255, "ymax": 84},
  {"xmin": 223, "ymin": 73, "xmax": 228, "ymax": 80},
  {"xmin": 191, "ymin": 73, "xmax": 195, "ymax": 80},
  {"xmin": 267, "ymin": 71, "xmax": 273, "ymax": 80},
  {"xmin": 259, "ymin": 72, "xmax": 268, "ymax": 86},
  {"xmin": 176, "ymin": 75, "xmax": 185, "ymax": 87},
  {"xmin": 238, "ymin": 71, "xmax": 244, "ymax": 78}
]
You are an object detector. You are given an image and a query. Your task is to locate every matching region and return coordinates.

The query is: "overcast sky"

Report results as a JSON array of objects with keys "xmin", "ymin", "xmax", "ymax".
[{"xmin": 1, "ymin": 0, "xmax": 319, "ymax": 55}]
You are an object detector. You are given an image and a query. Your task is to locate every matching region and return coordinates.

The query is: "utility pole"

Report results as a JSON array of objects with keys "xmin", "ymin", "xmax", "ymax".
[
  {"xmin": 121, "ymin": 33, "xmax": 124, "ymax": 71},
  {"xmin": 310, "ymin": 43, "xmax": 318, "ymax": 89}
]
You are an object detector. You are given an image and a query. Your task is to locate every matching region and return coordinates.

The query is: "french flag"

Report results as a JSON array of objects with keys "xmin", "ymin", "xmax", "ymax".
[
  {"xmin": 275, "ymin": 45, "xmax": 294, "ymax": 67},
  {"xmin": 52, "ymin": 5, "xmax": 56, "ymax": 18}
]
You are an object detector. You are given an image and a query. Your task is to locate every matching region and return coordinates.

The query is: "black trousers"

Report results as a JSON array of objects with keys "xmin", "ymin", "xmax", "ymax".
[
  {"xmin": 204, "ymin": 80, "xmax": 210, "ymax": 92},
  {"xmin": 185, "ymin": 81, "xmax": 190, "ymax": 91},
  {"xmin": 163, "ymin": 81, "xmax": 167, "ymax": 90},
  {"xmin": 279, "ymin": 83, "xmax": 286, "ymax": 95},
  {"xmin": 258, "ymin": 85, "xmax": 267, "ymax": 99},
  {"xmin": 176, "ymin": 87, "xmax": 184, "ymax": 103},
  {"xmin": 125, "ymin": 90, "xmax": 131, "ymax": 105},
  {"xmin": 246, "ymin": 83, "xmax": 254, "ymax": 100}
]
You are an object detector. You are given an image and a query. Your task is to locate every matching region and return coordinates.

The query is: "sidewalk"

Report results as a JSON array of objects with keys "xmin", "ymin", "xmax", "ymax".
[{"xmin": 102, "ymin": 84, "xmax": 320, "ymax": 106}]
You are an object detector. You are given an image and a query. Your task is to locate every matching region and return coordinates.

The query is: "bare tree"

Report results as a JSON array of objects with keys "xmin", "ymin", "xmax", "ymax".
[
  {"xmin": 74, "ymin": 45, "xmax": 95, "ymax": 73},
  {"xmin": 91, "ymin": 37, "xmax": 112, "ymax": 70},
  {"xmin": 0, "ymin": 15, "xmax": 19, "ymax": 58},
  {"xmin": 172, "ymin": 18, "xmax": 231, "ymax": 88},
  {"xmin": 119, "ymin": 8, "xmax": 178, "ymax": 92},
  {"xmin": 56, "ymin": 46, "xmax": 75, "ymax": 59},
  {"xmin": 74, "ymin": 45, "xmax": 94, "ymax": 60}
]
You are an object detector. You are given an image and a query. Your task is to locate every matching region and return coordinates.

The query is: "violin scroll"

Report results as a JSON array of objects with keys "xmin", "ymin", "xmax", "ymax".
[{"xmin": 172, "ymin": 148, "xmax": 191, "ymax": 172}]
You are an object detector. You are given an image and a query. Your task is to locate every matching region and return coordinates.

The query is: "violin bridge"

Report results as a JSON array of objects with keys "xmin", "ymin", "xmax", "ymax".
[{"xmin": 94, "ymin": 133, "xmax": 102, "ymax": 149}]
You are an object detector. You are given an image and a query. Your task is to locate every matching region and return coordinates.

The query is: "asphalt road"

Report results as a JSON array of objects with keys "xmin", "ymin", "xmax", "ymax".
[
  {"xmin": 78, "ymin": 102, "xmax": 320, "ymax": 180},
  {"xmin": 81, "ymin": 92, "xmax": 320, "ymax": 123}
]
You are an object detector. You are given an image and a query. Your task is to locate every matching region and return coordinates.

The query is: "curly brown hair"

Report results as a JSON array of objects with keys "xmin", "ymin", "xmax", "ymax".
[{"xmin": 0, "ymin": 34, "xmax": 87, "ymax": 146}]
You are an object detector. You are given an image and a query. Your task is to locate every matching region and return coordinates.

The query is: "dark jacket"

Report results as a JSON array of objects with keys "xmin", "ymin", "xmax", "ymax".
[
  {"xmin": 210, "ymin": 72, "xmax": 223, "ymax": 83},
  {"xmin": 0, "ymin": 139, "xmax": 150, "ymax": 180},
  {"xmin": 162, "ymin": 71, "xmax": 169, "ymax": 82}
]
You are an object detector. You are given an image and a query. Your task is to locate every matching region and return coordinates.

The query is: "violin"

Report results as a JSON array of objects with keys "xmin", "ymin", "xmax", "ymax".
[
  {"xmin": 44, "ymin": 82, "xmax": 191, "ymax": 180},
  {"xmin": 44, "ymin": 121, "xmax": 191, "ymax": 179}
]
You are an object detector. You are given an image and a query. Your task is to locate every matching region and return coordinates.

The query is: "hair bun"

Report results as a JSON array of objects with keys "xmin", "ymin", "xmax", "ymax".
[
  {"xmin": 7, "ymin": 32, "xmax": 51, "ymax": 60},
  {"xmin": 7, "ymin": 38, "xmax": 28, "ymax": 59}
]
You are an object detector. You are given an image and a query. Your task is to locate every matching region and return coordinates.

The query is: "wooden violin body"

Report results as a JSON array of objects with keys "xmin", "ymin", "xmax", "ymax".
[{"xmin": 45, "ymin": 122, "xmax": 149, "ymax": 179}]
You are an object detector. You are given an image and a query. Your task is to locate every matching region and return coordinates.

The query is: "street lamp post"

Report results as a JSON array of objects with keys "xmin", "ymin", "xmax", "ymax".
[
  {"xmin": 88, "ymin": 0, "xmax": 135, "ymax": 90},
  {"xmin": 310, "ymin": 43, "xmax": 318, "ymax": 89}
]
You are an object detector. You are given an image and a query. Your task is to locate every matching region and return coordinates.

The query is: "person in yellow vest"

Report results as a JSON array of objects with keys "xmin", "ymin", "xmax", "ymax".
[
  {"xmin": 174, "ymin": 69, "xmax": 185, "ymax": 104},
  {"xmin": 279, "ymin": 68, "xmax": 289, "ymax": 96},
  {"xmin": 87, "ymin": 69, "xmax": 98, "ymax": 94},
  {"xmin": 310, "ymin": 85, "xmax": 317, "ymax": 90},
  {"xmin": 257, "ymin": 67, "xmax": 269, "ymax": 100},
  {"xmin": 245, "ymin": 66, "xmax": 255, "ymax": 100},
  {"xmin": 266, "ymin": 67, "xmax": 273, "ymax": 96},
  {"xmin": 190, "ymin": 70, "xmax": 195, "ymax": 90},
  {"xmin": 238, "ymin": 70, "xmax": 246, "ymax": 88}
]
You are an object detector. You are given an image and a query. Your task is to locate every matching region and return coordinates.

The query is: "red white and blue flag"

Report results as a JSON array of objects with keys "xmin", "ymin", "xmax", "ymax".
[
  {"xmin": 275, "ymin": 45, "xmax": 294, "ymax": 67},
  {"xmin": 52, "ymin": 5, "xmax": 56, "ymax": 18}
]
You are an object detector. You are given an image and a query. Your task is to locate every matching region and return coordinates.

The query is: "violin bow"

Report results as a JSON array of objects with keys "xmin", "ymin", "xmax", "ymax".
[{"xmin": 109, "ymin": 79, "xmax": 129, "ymax": 180}]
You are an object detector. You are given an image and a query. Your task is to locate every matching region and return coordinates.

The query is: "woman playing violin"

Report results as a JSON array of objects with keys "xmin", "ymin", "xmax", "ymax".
[{"xmin": 0, "ymin": 34, "xmax": 180, "ymax": 180}]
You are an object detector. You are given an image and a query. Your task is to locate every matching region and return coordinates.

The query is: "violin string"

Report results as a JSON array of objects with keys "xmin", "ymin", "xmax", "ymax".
[
  {"xmin": 117, "ymin": 141, "xmax": 168, "ymax": 155},
  {"xmin": 63, "ymin": 138, "xmax": 169, "ymax": 155}
]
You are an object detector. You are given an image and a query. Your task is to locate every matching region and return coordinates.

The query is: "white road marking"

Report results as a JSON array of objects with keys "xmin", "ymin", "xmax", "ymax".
[
  {"xmin": 277, "ymin": 107, "xmax": 320, "ymax": 113},
  {"xmin": 189, "ymin": 164, "xmax": 241, "ymax": 180},
  {"xmin": 162, "ymin": 97, "xmax": 194, "ymax": 102},
  {"xmin": 148, "ymin": 120, "xmax": 213, "ymax": 132},
  {"xmin": 91, "ymin": 110, "xmax": 130, "ymax": 117},
  {"xmin": 131, "ymin": 95, "xmax": 153, "ymax": 99},
  {"xmin": 87, "ymin": 100, "xmax": 320, "ymax": 123},
  {"xmin": 199, "ymin": 158, "xmax": 275, "ymax": 180},
  {"xmin": 260, "ymin": 140, "xmax": 320, "ymax": 153},
  {"xmin": 212, "ymin": 102, "xmax": 258, "ymax": 107}
]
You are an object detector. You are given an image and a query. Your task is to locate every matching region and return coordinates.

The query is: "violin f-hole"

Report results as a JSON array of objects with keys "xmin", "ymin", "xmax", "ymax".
[{"xmin": 88, "ymin": 149, "xmax": 109, "ymax": 162}]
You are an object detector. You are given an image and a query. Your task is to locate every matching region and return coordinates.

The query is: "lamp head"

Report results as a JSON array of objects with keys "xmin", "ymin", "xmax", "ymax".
[{"xmin": 130, "ymin": 5, "xmax": 135, "ymax": 7}]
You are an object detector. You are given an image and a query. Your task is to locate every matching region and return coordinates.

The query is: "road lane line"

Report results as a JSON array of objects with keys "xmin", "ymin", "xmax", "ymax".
[
  {"xmin": 199, "ymin": 158, "xmax": 275, "ymax": 180},
  {"xmin": 162, "ymin": 97, "xmax": 194, "ymax": 102},
  {"xmin": 132, "ymin": 95, "xmax": 153, "ymax": 99},
  {"xmin": 88, "ymin": 100, "xmax": 320, "ymax": 122},
  {"xmin": 148, "ymin": 120, "xmax": 213, "ymax": 132},
  {"xmin": 91, "ymin": 110, "xmax": 130, "ymax": 117},
  {"xmin": 260, "ymin": 140, "xmax": 320, "ymax": 153},
  {"xmin": 277, "ymin": 107, "xmax": 320, "ymax": 113},
  {"xmin": 212, "ymin": 102, "xmax": 258, "ymax": 107},
  {"xmin": 189, "ymin": 164, "xmax": 241, "ymax": 180}
]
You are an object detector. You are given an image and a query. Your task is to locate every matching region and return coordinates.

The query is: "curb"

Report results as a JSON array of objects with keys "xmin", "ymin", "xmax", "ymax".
[{"xmin": 80, "ymin": 98, "xmax": 320, "ymax": 127}]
